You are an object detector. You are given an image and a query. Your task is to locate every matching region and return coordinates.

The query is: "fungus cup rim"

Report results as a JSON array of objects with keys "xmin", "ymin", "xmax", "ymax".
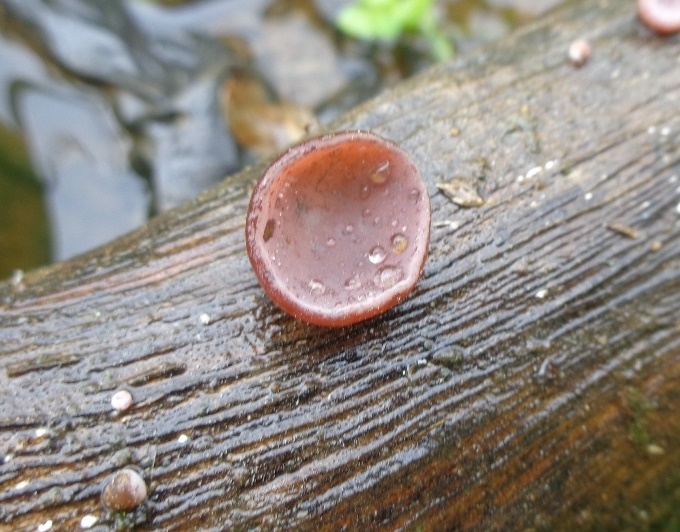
[{"xmin": 245, "ymin": 130, "xmax": 431, "ymax": 327}]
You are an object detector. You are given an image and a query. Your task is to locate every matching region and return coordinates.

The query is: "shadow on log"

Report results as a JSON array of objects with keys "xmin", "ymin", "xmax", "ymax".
[{"xmin": 2, "ymin": 0, "xmax": 680, "ymax": 529}]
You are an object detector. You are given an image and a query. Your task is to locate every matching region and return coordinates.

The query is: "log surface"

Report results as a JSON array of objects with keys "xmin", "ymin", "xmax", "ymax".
[{"xmin": 2, "ymin": 0, "xmax": 680, "ymax": 529}]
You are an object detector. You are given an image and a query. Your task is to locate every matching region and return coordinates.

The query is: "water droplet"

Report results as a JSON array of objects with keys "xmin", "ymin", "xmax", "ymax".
[
  {"xmin": 408, "ymin": 188, "xmax": 421, "ymax": 203},
  {"xmin": 373, "ymin": 216, "xmax": 381, "ymax": 226},
  {"xmin": 391, "ymin": 219, "xmax": 398, "ymax": 228},
  {"xmin": 362, "ymin": 208, "xmax": 372, "ymax": 218},
  {"xmin": 368, "ymin": 246, "xmax": 387, "ymax": 264},
  {"xmin": 391, "ymin": 234, "xmax": 408, "ymax": 253},
  {"xmin": 374, "ymin": 266, "xmax": 403, "ymax": 289},
  {"xmin": 326, "ymin": 237, "xmax": 336, "ymax": 247},
  {"xmin": 360, "ymin": 185, "xmax": 370, "ymax": 199},
  {"xmin": 344, "ymin": 276, "xmax": 362, "ymax": 290},
  {"xmin": 370, "ymin": 161, "xmax": 390, "ymax": 184},
  {"xmin": 343, "ymin": 224, "xmax": 354, "ymax": 235},
  {"xmin": 309, "ymin": 280, "xmax": 326, "ymax": 296}
]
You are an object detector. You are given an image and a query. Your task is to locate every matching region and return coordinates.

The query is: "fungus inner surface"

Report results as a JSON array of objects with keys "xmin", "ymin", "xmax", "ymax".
[{"xmin": 247, "ymin": 132, "xmax": 429, "ymax": 326}]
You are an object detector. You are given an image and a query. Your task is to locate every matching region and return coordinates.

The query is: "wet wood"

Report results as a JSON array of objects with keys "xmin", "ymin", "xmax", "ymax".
[{"xmin": 2, "ymin": 0, "xmax": 680, "ymax": 529}]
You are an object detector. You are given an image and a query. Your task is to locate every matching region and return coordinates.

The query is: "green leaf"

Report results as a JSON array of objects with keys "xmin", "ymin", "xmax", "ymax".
[
  {"xmin": 336, "ymin": 2, "xmax": 404, "ymax": 40},
  {"xmin": 336, "ymin": 0, "xmax": 453, "ymax": 61},
  {"xmin": 424, "ymin": 28, "xmax": 454, "ymax": 62},
  {"xmin": 393, "ymin": 0, "xmax": 434, "ymax": 32}
]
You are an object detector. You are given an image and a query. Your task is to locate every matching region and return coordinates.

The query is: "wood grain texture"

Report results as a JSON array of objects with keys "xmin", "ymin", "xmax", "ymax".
[{"xmin": 2, "ymin": 0, "xmax": 680, "ymax": 529}]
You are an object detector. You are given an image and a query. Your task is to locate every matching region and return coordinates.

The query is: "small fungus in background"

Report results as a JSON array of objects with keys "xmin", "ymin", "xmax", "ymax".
[
  {"xmin": 568, "ymin": 38, "xmax": 591, "ymax": 67},
  {"xmin": 637, "ymin": 0, "xmax": 680, "ymax": 35},
  {"xmin": 246, "ymin": 131, "xmax": 430, "ymax": 327},
  {"xmin": 101, "ymin": 468, "xmax": 147, "ymax": 512},
  {"xmin": 110, "ymin": 389, "xmax": 133, "ymax": 412}
]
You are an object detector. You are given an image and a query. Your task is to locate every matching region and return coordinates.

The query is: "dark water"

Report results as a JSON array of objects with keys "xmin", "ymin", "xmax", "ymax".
[{"xmin": 0, "ymin": 0, "xmax": 564, "ymax": 279}]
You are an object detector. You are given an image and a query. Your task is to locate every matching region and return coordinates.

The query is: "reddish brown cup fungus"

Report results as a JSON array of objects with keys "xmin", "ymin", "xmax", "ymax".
[
  {"xmin": 637, "ymin": 0, "xmax": 680, "ymax": 35},
  {"xmin": 101, "ymin": 468, "xmax": 147, "ymax": 512},
  {"xmin": 246, "ymin": 131, "xmax": 430, "ymax": 327}
]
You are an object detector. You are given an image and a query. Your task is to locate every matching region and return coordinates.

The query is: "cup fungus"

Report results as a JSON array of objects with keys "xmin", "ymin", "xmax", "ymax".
[
  {"xmin": 101, "ymin": 468, "xmax": 147, "ymax": 512},
  {"xmin": 246, "ymin": 131, "xmax": 430, "ymax": 327},
  {"xmin": 637, "ymin": 0, "xmax": 680, "ymax": 35}
]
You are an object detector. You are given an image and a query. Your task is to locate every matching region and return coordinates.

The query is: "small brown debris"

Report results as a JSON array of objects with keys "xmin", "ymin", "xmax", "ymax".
[
  {"xmin": 437, "ymin": 178, "xmax": 484, "ymax": 208},
  {"xmin": 220, "ymin": 73, "xmax": 318, "ymax": 157},
  {"xmin": 433, "ymin": 220, "xmax": 461, "ymax": 230},
  {"xmin": 6, "ymin": 352, "xmax": 80, "ymax": 378},
  {"xmin": 607, "ymin": 222, "xmax": 641, "ymax": 239},
  {"xmin": 646, "ymin": 443, "xmax": 665, "ymax": 456},
  {"xmin": 650, "ymin": 240, "xmax": 663, "ymax": 252},
  {"xmin": 596, "ymin": 335, "xmax": 608, "ymax": 345},
  {"xmin": 128, "ymin": 361, "xmax": 186, "ymax": 387},
  {"xmin": 537, "ymin": 358, "xmax": 561, "ymax": 380}
]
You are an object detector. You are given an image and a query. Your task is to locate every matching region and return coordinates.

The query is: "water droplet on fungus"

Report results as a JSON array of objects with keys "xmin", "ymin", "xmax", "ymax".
[
  {"xmin": 368, "ymin": 246, "xmax": 387, "ymax": 264},
  {"xmin": 391, "ymin": 234, "xmax": 409, "ymax": 253}
]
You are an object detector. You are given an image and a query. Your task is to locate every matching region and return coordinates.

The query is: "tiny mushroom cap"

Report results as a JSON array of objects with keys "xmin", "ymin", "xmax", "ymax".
[
  {"xmin": 568, "ymin": 38, "xmax": 591, "ymax": 67},
  {"xmin": 246, "ymin": 131, "xmax": 430, "ymax": 327},
  {"xmin": 110, "ymin": 389, "xmax": 133, "ymax": 412},
  {"xmin": 637, "ymin": 0, "xmax": 680, "ymax": 35},
  {"xmin": 101, "ymin": 468, "xmax": 147, "ymax": 512}
]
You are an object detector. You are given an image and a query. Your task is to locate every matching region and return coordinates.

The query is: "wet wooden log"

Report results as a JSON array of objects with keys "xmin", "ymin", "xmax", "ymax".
[{"xmin": 2, "ymin": 0, "xmax": 680, "ymax": 529}]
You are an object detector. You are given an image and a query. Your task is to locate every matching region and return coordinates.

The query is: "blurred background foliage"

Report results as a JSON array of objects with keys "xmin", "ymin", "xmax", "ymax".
[{"xmin": 0, "ymin": 0, "xmax": 566, "ymax": 279}]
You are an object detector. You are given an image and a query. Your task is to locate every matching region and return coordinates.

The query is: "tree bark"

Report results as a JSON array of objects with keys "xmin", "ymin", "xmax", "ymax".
[{"xmin": 2, "ymin": 0, "xmax": 680, "ymax": 529}]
